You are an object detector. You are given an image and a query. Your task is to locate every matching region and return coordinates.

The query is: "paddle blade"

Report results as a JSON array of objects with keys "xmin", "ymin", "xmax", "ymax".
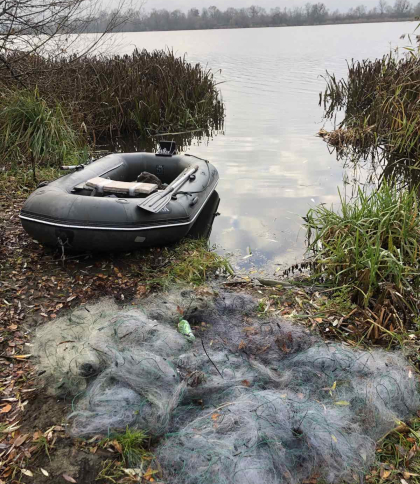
[{"xmin": 137, "ymin": 192, "xmax": 172, "ymax": 213}]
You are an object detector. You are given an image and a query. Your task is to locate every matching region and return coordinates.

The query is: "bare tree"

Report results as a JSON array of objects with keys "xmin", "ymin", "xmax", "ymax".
[
  {"xmin": 378, "ymin": 0, "xmax": 389, "ymax": 14},
  {"xmin": 393, "ymin": 0, "xmax": 412, "ymax": 15},
  {"xmin": 0, "ymin": 0, "xmax": 130, "ymax": 83},
  {"xmin": 353, "ymin": 5, "xmax": 367, "ymax": 17}
]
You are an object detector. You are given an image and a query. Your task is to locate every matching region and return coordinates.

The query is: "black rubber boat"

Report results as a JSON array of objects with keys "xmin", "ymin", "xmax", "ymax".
[{"xmin": 20, "ymin": 144, "xmax": 219, "ymax": 251}]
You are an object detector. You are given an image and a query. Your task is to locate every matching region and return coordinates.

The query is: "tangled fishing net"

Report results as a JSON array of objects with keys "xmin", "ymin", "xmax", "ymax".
[{"xmin": 33, "ymin": 287, "xmax": 419, "ymax": 484}]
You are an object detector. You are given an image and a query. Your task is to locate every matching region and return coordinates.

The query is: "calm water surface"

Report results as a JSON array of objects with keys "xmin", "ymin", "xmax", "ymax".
[{"xmin": 112, "ymin": 22, "xmax": 416, "ymax": 273}]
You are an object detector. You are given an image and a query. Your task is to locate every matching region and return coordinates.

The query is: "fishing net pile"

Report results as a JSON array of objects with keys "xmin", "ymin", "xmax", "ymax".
[{"xmin": 33, "ymin": 287, "xmax": 419, "ymax": 484}]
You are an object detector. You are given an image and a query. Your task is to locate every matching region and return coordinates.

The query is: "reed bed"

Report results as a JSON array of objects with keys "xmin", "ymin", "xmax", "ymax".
[
  {"xmin": 304, "ymin": 181, "xmax": 420, "ymax": 330},
  {"xmin": 0, "ymin": 49, "xmax": 224, "ymax": 144},
  {"xmin": 320, "ymin": 52, "xmax": 420, "ymax": 183}
]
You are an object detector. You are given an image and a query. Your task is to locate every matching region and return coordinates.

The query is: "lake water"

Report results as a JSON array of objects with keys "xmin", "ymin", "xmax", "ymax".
[{"xmin": 110, "ymin": 22, "xmax": 416, "ymax": 274}]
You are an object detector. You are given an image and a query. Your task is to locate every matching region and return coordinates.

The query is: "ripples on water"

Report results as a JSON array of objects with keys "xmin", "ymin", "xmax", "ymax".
[{"xmin": 108, "ymin": 22, "xmax": 416, "ymax": 274}]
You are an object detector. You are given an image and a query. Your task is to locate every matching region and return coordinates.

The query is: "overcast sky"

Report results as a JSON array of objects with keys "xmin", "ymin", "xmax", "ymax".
[{"xmin": 142, "ymin": 0, "xmax": 382, "ymax": 12}]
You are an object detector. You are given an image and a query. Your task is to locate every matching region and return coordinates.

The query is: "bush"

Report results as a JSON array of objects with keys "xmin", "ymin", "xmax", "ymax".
[{"xmin": 304, "ymin": 182, "xmax": 420, "ymax": 321}]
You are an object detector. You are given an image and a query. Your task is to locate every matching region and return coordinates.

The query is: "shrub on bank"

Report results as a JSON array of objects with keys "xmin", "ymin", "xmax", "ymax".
[
  {"xmin": 0, "ymin": 49, "xmax": 224, "ymax": 143},
  {"xmin": 305, "ymin": 182, "xmax": 420, "ymax": 322}
]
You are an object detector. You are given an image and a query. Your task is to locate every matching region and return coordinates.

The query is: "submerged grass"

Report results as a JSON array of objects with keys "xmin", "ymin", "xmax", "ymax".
[{"xmin": 304, "ymin": 181, "xmax": 420, "ymax": 330}]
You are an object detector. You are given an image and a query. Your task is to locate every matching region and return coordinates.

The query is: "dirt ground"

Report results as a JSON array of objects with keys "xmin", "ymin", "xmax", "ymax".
[
  {"xmin": 0, "ymin": 188, "xmax": 192, "ymax": 483},
  {"xmin": 2, "ymin": 184, "xmax": 420, "ymax": 484}
]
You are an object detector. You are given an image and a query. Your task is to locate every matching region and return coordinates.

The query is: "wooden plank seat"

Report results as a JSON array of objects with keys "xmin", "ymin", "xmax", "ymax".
[{"xmin": 82, "ymin": 177, "xmax": 158, "ymax": 196}]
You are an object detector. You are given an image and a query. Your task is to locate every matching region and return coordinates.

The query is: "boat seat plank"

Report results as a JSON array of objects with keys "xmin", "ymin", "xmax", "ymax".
[{"xmin": 85, "ymin": 177, "xmax": 158, "ymax": 195}]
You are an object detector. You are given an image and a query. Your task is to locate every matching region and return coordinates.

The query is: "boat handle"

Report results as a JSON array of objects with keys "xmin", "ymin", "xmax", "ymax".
[{"xmin": 61, "ymin": 164, "xmax": 85, "ymax": 171}]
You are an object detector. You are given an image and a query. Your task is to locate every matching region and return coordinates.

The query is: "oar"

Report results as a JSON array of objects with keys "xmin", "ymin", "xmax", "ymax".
[{"xmin": 137, "ymin": 165, "xmax": 199, "ymax": 213}]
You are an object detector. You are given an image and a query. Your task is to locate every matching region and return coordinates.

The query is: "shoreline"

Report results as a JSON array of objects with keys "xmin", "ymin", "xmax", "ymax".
[{"xmin": 85, "ymin": 17, "xmax": 416, "ymax": 35}]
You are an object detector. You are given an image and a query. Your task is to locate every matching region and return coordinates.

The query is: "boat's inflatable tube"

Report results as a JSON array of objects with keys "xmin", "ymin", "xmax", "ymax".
[{"xmin": 20, "ymin": 152, "xmax": 219, "ymax": 251}]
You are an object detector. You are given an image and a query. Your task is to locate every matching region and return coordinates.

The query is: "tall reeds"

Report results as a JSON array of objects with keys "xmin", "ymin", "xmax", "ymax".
[
  {"xmin": 320, "ymin": 51, "xmax": 420, "ymax": 183},
  {"xmin": 0, "ymin": 49, "xmax": 224, "ymax": 144}
]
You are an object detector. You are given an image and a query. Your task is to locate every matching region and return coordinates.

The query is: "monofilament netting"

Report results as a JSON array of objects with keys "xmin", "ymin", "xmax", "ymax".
[{"xmin": 33, "ymin": 287, "xmax": 420, "ymax": 484}]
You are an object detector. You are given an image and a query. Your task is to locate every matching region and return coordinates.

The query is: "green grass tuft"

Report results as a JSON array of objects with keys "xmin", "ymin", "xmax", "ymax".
[
  {"xmin": 100, "ymin": 428, "xmax": 150, "ymax": 468},
  {"xmin": 144, "ymin": 239, "xmax": 233, "ymax": 287},
  {"xmin": 0, "ymin": 89, "xmax": 87, "ymax": 176},
  {"xmin": 304, "ymin": 181, "xmax": 420, "ymax": 323}
]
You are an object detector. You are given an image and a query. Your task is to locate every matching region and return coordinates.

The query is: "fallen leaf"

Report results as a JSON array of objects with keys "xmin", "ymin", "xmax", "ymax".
[
  {"xmin": 334, "ymin": 401, "xmax": 350, "ymax": 406},
  {"xmin": 241, "ymin": 380, "xmax": 251, "ymax": 387},
  {"xmin": 144, "ymin": 466, "xmax": 158, "ymax": 481},
  {"xmin": 211, "ymin": 413, "xmax": 220, "ymax": 421},
  {"xmin": 282, "ymin": 343, "xmax": 291, "ymax": 353},
  {"xmin": 12, "ymin": 354, "xmax": 31, "ymax": 359},
  {"xmin": 111, "ymin": 440, "xmax": 123, "ymax": 454},
  {"xmin": 238, "ymin": 340, "xmax": 246, "ymax": 350},
  {"xmin": 21, "ymin": 469, "xmax": 33, "ymax": 477},
  {"xmin": 331, "ymin": 435, "xmax": 337, "ymax": 443},
  {"xmin": 41, "ymin": 469, "xmax": 49, "ymax": 476},
  {"xmin": 0, "ymin": 404, "xmax": 12, "ymax": 413},
  {"xmin": 380, "ymin": 469, "xmax": 391, "ymax": 479},
  {"xmin": 406, "ymin": 444, "xmax": 418, "ymax": 462},
  {"xmin": 14, "ymin": 434, "xmax": 28, "ymax": 447},
  {"xmin": 63, "ymin": 474, "xmax": 77, "ymax": 483},
  {"xmin": 403, "ymin": 471, "xmax": 420, "ymax": 479}
]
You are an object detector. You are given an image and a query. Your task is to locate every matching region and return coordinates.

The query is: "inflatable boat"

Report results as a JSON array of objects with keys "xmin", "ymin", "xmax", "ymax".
[{"xmin": 20, "ymin": 145, "xmax": 219, "ymax": 251}]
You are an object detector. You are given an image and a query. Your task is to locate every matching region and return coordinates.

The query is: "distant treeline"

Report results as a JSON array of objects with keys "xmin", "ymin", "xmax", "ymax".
[{"xmin": 86, "ymin": 1, "xmax": 419, "ymax": 32}]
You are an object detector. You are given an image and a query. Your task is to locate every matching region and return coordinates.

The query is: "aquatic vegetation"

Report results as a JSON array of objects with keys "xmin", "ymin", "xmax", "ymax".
[
  {"xmin": 304, "ymin": 181, "xmax": 420, "ymax": 325},
  {"xmin": 320, "ymin": 50, "xmax": 420, "ymax": 184},
  {"xmin": 0, "ymin": 49, "xmax": 224, "ymax": 145}
]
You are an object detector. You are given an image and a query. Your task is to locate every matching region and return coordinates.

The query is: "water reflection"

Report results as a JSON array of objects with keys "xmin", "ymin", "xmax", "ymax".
[{"xmin": 103, "ymin": 22, "xmax": 415, "ymax": 273}]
